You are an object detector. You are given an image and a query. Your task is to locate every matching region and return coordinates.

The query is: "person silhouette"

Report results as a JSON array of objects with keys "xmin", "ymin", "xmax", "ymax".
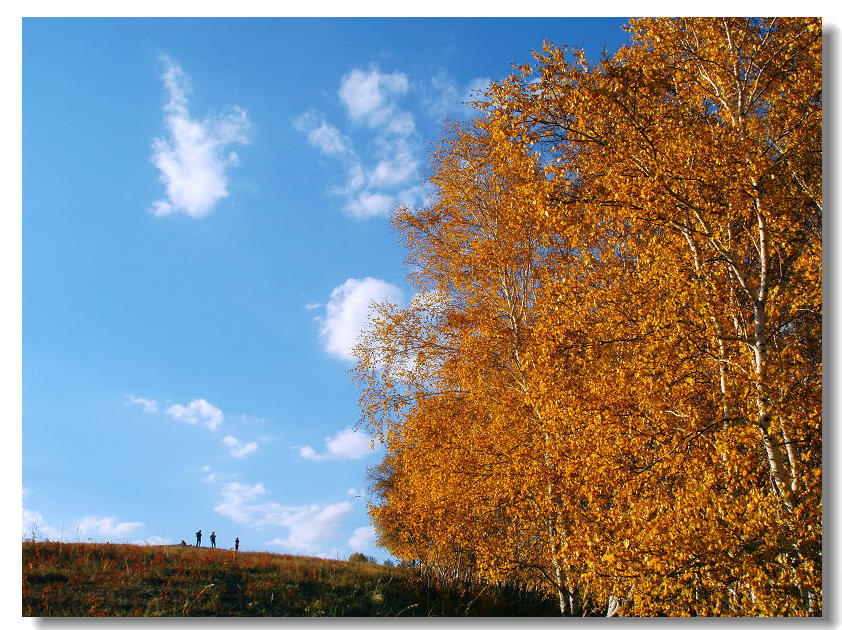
[
  {"xmin": 235, "ymin": 537, "xmax": 239, "ymax": 552},
  {"xmin": 210, "ymin": 531, "xmax": 216, "ymax": 549},
  {"xmin": 195, "ymin": 529, "xmax": 202, "ymax": 547}
]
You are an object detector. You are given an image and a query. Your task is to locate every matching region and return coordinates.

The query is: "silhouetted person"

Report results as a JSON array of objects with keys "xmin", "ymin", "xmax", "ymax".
[
  {"xmin": 196, "ymin": 529, "xmax": 202, "ymax": 546},
  {"xmin": 210, "ymin": 531, "xmax": 216, "ymax": 549},
  {"xmin": 235, "ymin": 537, "xmax": 239, "ymax": 552},
  {"xmin": 180, "ymin": 540, "xmax": 187, "ymax": 546}
]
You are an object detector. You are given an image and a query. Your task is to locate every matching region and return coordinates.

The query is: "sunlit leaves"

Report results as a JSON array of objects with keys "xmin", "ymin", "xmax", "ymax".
[{"xmin": 354, "ymin": 18, "xmax": 821, "ymax": 617}]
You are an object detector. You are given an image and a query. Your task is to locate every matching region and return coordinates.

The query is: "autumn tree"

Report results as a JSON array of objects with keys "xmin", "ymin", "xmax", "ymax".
[
  {"xmin": 355, "ymin": 17, "xmax": 821, "ymax": 616},
  {"xmin": 356, "ymin": 122, "xmax": 591, "ymax": 609}
]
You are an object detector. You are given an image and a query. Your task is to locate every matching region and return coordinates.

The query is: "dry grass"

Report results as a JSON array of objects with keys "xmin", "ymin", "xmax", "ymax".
[{"xmin": 22, "ymin": 541, "xmax": 559, "ymax": 617}]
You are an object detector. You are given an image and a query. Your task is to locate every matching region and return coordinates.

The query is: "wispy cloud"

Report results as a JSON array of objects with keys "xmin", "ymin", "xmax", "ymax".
[
  {"xmin": 213, "ymin": 482, "xmax": 352, "ymax": 554},
  {"xmin": 423, "ymin": 69, "xmax": 492, "ymax": 119},
  {"xmin": 201, "ymin": 465, "xmax": 237, "ymax": 484},
  {"xmin": 317, "ymin": 548, "xmax": 343, "ymax": 560},
  {"xmin": 213, "ymin": 482, "xmax": 268, "ymax": 524},
  {"xmin": 23, "ymin": 502, "xmax": 145, "ymax": 543},
  {"xmin": 77, "ymin": 516, "xmax": 145, "ymax": 539},
  {"xmin": 126, "ymin": 394, "xmax": 158, "ymax": 414},
  {"xmin": 235, "ymin": 413, "xmax": 269, "ymax": 425},
  {"xmin": 338, "ymin": 68, "xmax": 410, "ymax": 128},
  {"xmin": 203, "ymin": 471, "xmax": 219, "ymax": 483},
  {"xmin": 166, "ymin": 398, "xmax": 224, "ymax": 431},
  {"xmin": 425, "ymin": 68, "xmax": 462, "ymax": 116},
  {"xmin": 366, "ymin": 137, "xmax": 418, "ymax": 189},
  {"xmin": 133, "ymin": 535, "xmax": 173, "ymax": 546},
  {"xmin": 348, "ymin": 525, "xmax": 377, "ymax": 552},
  {"xmin": 343, "ymin": 191, "xmax": 395, "ymax": 220},
  {"xmin": 316, "ymin": 277, "xmax": 403, "ymax": 361},
  {"xmin": 295, "ymin": 65, "xmax": 430, "ymax": 220},
  {"xmin": 298, "ymin": 427, "xmax": 377, "ymax": 462},
  {"xmin": 221, "ymin": 435, "xmax": 259, "ymax": 459},
  {"xmin": 265, "ymin": 503, "xmax": 353, "ymax": 554},
  {"xmin": 132, "ymin": 395, "xmax": 260, "ymax": 442},
  {"xmin": 151, "ymin": 54, "xmax": 252, "ymax": 219},
  {"xmin": 22, "ymin": 506, "xmax": 62, "ymax": 541},
  {"xmin": 294, "ymin": 112, "xmax": 351, "ymax": 156}
]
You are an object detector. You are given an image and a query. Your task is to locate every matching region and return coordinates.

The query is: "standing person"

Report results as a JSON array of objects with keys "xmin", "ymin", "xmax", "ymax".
[
  {"xmin": 195, "ymin": 529, "xmax": 202, "ymax": 547},
  {"xmin": 235, "ymin": 537, "xmax": 239, "ymax": 552},
  {"xmin": 210, "ymin": 531, "xmax": 216, "ymax": 549}
]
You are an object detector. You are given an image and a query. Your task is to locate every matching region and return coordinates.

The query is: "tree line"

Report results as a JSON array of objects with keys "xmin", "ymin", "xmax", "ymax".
[{"xmin": 353, "ymin": 18, "xmax": 821, "ymax": 616}]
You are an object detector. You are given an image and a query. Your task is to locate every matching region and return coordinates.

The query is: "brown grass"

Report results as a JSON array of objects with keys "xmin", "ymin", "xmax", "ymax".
[{"xmin": 22, "ymin": 541, "xmax": 560, "ymax": 617}]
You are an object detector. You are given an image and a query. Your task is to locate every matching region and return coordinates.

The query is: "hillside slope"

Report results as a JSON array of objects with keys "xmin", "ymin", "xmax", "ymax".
[{"xmin": 22, "ymin": 542, "xmax": 560, "ymax": 617}]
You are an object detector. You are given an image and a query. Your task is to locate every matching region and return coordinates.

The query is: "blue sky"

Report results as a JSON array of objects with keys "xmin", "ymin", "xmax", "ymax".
[{"xmin": 21, "ymin": 17, "xmax": 631, "ymax": 560}]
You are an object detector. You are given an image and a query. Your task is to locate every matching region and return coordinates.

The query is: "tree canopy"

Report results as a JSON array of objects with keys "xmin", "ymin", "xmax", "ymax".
[{"xmin": 354, "ymin": 17, "xmax": 821, "ymax": 616}]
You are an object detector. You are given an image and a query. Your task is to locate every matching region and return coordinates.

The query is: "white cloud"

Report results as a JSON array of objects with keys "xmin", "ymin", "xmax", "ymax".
[
  {"xmin": 343, "ymin": 191, "xmax": 395, "ymax": 219},
  {"xmin": 151, "ymin": 55, "xmax": 252, "ymax": 219},
  {"xmin": 367, "ymin": 139, "xmax": 418, "ymax": 189},
  {"xmin": 298, "ymin": 446, "xmax": 318, "ymax": 459},
  {"xmin": 22, "ymin": 507, "xmax": 62, "ymax": 541},
  {"xmin": 309, "ymin": 123, "xmax": 348, "ymax": 154},
  {"xmin": 221, "ymin": 435, "xmax": 259, "ymax": 458},
  {"xmin": 213, "ymin": 482, "xmax": 352, "ymax": 554},
  {"xmin": 317, "ymin": 548, "xmax": 343, "ymax": 560},
  {"xmin": 77, "ymin": 516, "xmax": 145, "ymax": 540},
  {"xmin": 236, "ymin": 413, "xmax": 269, "ymax": 424},
  {"xmin": 166, "ymin": 398, "xmax": 224, "ymax": 431},
  {"xmin": 298, "ymin": 427, "xmax": 377, "ymax": 462},
  {"xmin": 423, "ymin": 70, "xmax": 491, "ymax": 119},
  {"xmin": 398, "ymin": 182, "xmax": 434, "ymax": 210},
  {"xmin": 384, "ymin": 110, "xmax": 416, "ymax": 136},
  {"xmin": 427, "ymin": 68, "xmax": 462, "ymax": 115},
  {"xmin": 126, "ymin": 394, "xmax": 158, "ymax": 414},
  {"xmin": 214, "ymin": 482, "xmax": 268, "ymax": 524},
  {"xmin": 265, "ymin": 503, "xmax": 353, "ymax": 554},
  {"xmin": 23, "ymin": 498, "xmax": 146, "ymax": 543},
  {"xmin": 317, "ymin": 277, "xmax": 404, "ymax": 361},
  {"xmin": 200, "ymin": 465, "xmax": 238, "ymax": 484},
  {"xmin": 343, "ymin": 182, "xmax": 430, "ymax": 220},
  {"xmin": 296, "ymin": 65, "xmax": 431, "ymax": 221},
  {"xmin": 133, "ymin": 536, "xmax": 172, "ymax": 546},
  {"xmin": 342, "ymin": 162, "xmax": 367, "ymax": 194},
  {"xmin": 294, "ymin": 112, "xmax": 351, "ymax": 156},
  {"xmin": 348, "ymin": 525, "xmax": 377, "ymax": 552},
  {"xmin": 338, "ymin": 68, "xmax": 409, "ymax": 127}
]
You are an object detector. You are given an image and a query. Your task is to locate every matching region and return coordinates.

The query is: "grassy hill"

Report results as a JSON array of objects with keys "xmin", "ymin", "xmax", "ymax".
[{"xmin": 22, "ymin": 541, "xmax": 560, "ymax": 617}]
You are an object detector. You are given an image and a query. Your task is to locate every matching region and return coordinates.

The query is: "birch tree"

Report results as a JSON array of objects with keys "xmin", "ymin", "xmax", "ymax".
[{"xmin": 355, "ymin": 17, "xmax": 821, "ymax": 616}]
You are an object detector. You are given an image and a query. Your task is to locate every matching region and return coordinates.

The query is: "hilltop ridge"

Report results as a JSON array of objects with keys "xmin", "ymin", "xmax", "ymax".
[{"xmin": 23, "ymin": 541, "xmax": 559, "ymax": 617}]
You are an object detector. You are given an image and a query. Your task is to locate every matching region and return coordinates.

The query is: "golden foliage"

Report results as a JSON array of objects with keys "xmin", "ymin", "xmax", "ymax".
[{"xmin": 354, "ymin": 18, "xmax": 821, "ymax": 616}]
